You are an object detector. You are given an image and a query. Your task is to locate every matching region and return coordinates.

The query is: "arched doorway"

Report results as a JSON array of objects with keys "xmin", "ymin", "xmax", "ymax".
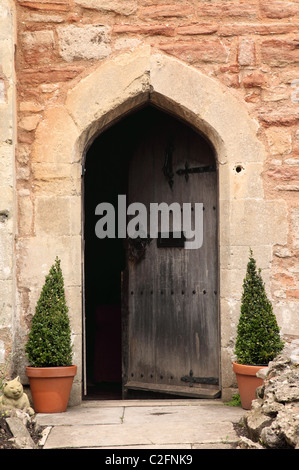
[
  {"xmin": 84, "ymin": 105, "xmax": 219, "ymax": 399},
  {"xmin": 27, "ymin": 47, "xmax": 272, "ymax": 405}
]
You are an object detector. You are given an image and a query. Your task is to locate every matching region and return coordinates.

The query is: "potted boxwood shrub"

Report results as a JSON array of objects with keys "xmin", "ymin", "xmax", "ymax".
[
  {"xmin": 25, "ymin": 257, "xmax": 77, "ymax": 413},
  {"xmin": 233, "ymin": 250, "xmax": 284, "ymax": 410}
]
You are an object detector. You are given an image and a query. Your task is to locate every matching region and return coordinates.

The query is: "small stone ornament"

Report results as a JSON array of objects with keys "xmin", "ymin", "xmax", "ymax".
[{"xmin": 0, "ymin": 376, "xmax": 34, "ymax": 416}]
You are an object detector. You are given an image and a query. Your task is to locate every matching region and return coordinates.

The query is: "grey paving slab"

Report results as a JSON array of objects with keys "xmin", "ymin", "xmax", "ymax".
[
  {"xmin": 38, "ymin": 400, "xmax": 245, "ymax": 450},
  {"xmin": 36, "ymin": 405, "xmax": 124, "ymax": 426}
]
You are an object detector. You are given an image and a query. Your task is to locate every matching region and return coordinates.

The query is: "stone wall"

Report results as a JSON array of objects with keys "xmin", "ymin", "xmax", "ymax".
[
  {"xmin": 239, "ymin": 342, "xmax": 299, "ymax": 449},
  {"xmin": 0, "ymin": 1, "xmax": 15, "ymax": 373},
  {"xmin": 1, "ymin": 1, "xmax": 298, "ymax": 404}
]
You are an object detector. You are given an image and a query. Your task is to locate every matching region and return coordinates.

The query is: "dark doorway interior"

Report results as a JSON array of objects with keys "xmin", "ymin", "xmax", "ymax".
[{"xmin": 84, "ymin": 113, "xmax": 130, "ymax": 399}]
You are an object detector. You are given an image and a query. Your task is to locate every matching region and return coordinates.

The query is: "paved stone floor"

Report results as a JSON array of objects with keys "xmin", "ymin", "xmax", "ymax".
[{"xmin": 36, "ymin": 399, "xmax": 246, "ymax": 450}]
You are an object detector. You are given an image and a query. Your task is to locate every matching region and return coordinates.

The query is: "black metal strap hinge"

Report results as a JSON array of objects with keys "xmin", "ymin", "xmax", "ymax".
[
  {"xmin": 181, "ymin": 370, "xmax": 219, "ymax": 387},
  {"xmin": 177, "ymin": 162, "xmax": 216, "ymax": 182}
]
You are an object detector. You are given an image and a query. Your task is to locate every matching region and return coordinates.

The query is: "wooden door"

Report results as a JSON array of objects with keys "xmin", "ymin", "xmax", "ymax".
[{"xmin": 124, "ymin": 108, "xmax": 219, "ymax": 398}]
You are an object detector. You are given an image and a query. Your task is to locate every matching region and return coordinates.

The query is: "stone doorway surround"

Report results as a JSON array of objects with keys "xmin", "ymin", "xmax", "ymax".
[{"xmin": 15, "ymin": 46, "xmax": 287, "ymax": 405}]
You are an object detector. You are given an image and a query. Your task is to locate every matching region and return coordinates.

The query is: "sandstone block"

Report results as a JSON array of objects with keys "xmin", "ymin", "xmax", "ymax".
[
  {"xmin": 286, "ymin": 290, "xmax": 299, "ymax": 299},
  {"xmin": 231, "ymin": 162, "xmax": 264, "ymax": 199},
  {"xmin": 31, "ymin": 105, "xmax": 79, "ymax": 164},
  {"xmin": 114, "ymin": 38, "xmax": 142, "ymax": 51},
  {"xmin": 24, "ymin": 12, "xmax": 64, "ymax": 22},
  {"xmin": 57, "ymin": 24, "xmax": 111, "ymax": 62},
  {"xmin": 65, "ymin": 46, "xmax": 151, "ymax": 133},
  {"xmin": 267, "ymin": 167, "xmax": 299, "ymax": 181},
  {"xmin": 0, "ymin": 142, "xmax": 14, "ymax": 186},
  {"xmin": 16, "ymin": 235, "xmax": 82, "ymax": 289},
  {"xmin": 32, "ymin": 162, "xmax": 81, "ymax": 196},
  {"xmin": 265, "ymin": 128, "xmax": 292, "ymax": 155},
  {"xmin": 35, "ymin": 196, "xmax": 71, "ymax": 236},
  {"xmin": 218, "ymin": 22, "xmax": 299, "ymax": 36},
  {"xmin": 18, "ymin": 196, "xmax": 33, "ymax": 236},
  {"xmin": 275, "ymin": 301, "xmax": 299, "ymax": 337},
  {"xmin": 291, "ymin": 208, "xmax": 299, "ymax": 249},
  {"xmin": 75, "ymin": 0, "xmax": 137, "ymax": 16},
  {"xmin": 259, "ymin": 110, "xmax": 299, "ymax": 127},
  {"xmin": 197, "ymin": 2, "xmax": 258, "ymax": 19},
  {"xmin": 159, "ymin": 40, "xmax": 229, "ymax": 64},
  {"xmin": 0, "ymin": 104, "xmax": 14, "ymax": 141},
  {"xmin": 21, "ymin": 65, "xmax": 85, "ymax": 84},
  {"xmin": 261, "ymin": 39, "xmax": 299, "ymax": 66},
  {"xmin": 0, "ymin": 234, "xmax": 13, "ymax": 280},
  {"xmin": 0, "ymin": 187, "xmax": 14, "ymax": 235},
  {"xmin": 220, "ymin": 244, "xmax": 272, "ymax": 271},
  {"xmin": 21, "ymin": 29, "xmax": 55, "ymax": 65},
  {"xmin": 17, "ymin": 1, "xmax": 71, "ymax": 11},
  {"xmin": 19, "ymin": 115, "xmax": 41, "ymax": 131},
  {"xmin": 238, "ymin": 38, "xmax": 256, "ymax": 66},
  {"xmin": 0, "ymin": 280, "xmax": 13, "ymax": 326},
  {"xmin": 260, "ymin": 1, "xmax": 299, "ymax": 19},
  {"xmin": 113, "ymin": 24, "xmax": 175, "ymax": 36},
  {"xmin": 285, "ymin": 158, "xmax": 299, "ymax": 166},
  {"xmin": 21, "ymin": 29, "xmax": 54, "ymax": 49},
  {"xmin": 177, "ymin": 24, "xmax": 218, "ymax": 35},
  {"xmin": 242, "ymin": 72, "xmax": 265, "ymax": 88},
  {"xmin": 19, "ymin": 101, "xmax": 43, "ymax": 113},
  {"xmin": 0, "ymin": 79, "xmax": 5, "ymax": 104},
  {"xmin": 230, "ymin": 199, "xmax": 288, "ymax": 246},
  {"xmin": 65, "ymin": 285, "xmax": 82, "ymax": 335},
  {"xmin": 0, "ymin": 1, "xmax": 13, "ymax": 41},
  {"xmin": 140, "ymin": 4, "xmax": 193, "ymax": 19}
]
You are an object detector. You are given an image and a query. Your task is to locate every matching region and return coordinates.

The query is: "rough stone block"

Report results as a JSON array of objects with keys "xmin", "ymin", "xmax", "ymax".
[
  {"xmin": 6, "ymin": 417, "xmax": 36, "ymax": 449},
  {"xmin": 57, "ymin": 24, "xmax": 111, "ymax": 62}
]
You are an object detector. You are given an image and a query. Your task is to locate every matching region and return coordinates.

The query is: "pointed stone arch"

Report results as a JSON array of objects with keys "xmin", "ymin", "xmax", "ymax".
[{"xmin": 24, "ymin": 46, "xmax": 287, "ymax": 404}]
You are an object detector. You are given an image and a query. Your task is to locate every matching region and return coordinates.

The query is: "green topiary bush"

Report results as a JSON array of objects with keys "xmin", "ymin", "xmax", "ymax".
[
  {"xmin": 25, "ymin": 257, "xmax": 73, "ymax": 367},
  {"xmin": 234, "ymin": 249, "xmax": 284, "ymax": 365}
]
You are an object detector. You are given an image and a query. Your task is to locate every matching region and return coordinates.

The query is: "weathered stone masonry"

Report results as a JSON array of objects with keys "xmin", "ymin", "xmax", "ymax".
[{"xmin": 0, "ymin": 1, "xmax": 298, "ymax": 405}]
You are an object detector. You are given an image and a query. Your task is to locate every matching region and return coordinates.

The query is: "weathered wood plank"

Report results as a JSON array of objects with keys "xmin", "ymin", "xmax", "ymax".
[{"xmin": 126, "ymin": 107, "xmax": 219, "ymax": 396}]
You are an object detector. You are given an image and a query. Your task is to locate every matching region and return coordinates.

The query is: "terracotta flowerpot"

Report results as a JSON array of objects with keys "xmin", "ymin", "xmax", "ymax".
[
  {"xmin": 233, "ymin": 361, "xmax": 266, "ymax": 410},
  {"xmin": 26, "ymin": 365, "xmax": 77, "ymax": 413}
]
